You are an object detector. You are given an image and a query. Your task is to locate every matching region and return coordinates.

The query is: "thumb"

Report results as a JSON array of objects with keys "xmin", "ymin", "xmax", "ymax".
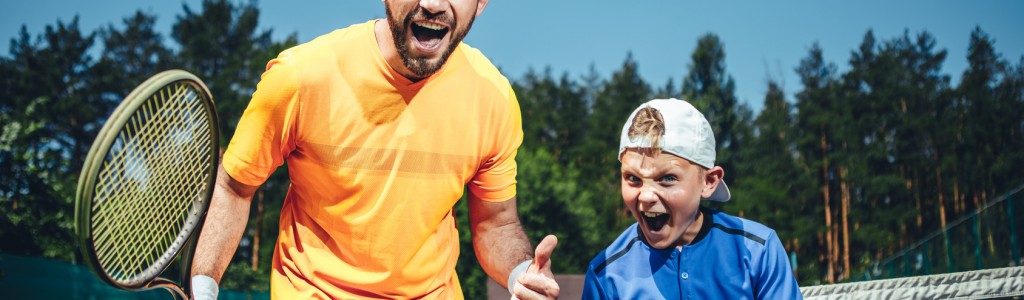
[{"xmin": 527, "ymin": 235, "xmax": 558, "ymax": 274}]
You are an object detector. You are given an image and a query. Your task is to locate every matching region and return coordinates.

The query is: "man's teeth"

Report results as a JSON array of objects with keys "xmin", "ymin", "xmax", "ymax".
[
  {"xmin": 643, "ymin": 212, "xmax": 663, "ymax": 218},
  {"xmin": 415, "ymin": 22, "xmax": 445, "ymax": 30}
]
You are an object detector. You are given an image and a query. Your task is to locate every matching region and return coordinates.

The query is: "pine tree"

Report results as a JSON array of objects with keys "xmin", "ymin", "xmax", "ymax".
[
  {"xmin": 794, "ymin": 42, "xmax": 843, "ymax": 283},
  {"xmin": 170, "ymin": 0, "xmax": 280, "ymax": 144},
  {"xmin": 577, "ymin": 54, "xmax": 650, "ymax": 231},
  {"xmin": 0, "ymin": 17, "xmax": 112, "ymax": 261},
  {"xmin": 681, "ymin": 33, "xmax": 742, "ymax": 183}
]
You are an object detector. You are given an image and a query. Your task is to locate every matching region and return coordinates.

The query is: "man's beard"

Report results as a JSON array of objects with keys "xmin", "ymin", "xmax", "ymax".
[{"xmin": 386, "ymin": 5, "xmax": 474, "ymax": 78}]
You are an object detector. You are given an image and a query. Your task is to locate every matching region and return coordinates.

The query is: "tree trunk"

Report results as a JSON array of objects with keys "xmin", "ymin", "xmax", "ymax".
[
  {"xmin": 914, "ymin": 168, "xmax": 923, "ymax": 229},
  {"xmin": 821, "ymin": 130, "xmax": 835, "ymax": 283},
  {"xmin": 954, "ymin": 181, "xmax": 962, "ymax": 214},
  {"xmin": 937, "ymin": 167, "xmax": 946, "ymax": 219},
  {"xmin": 840, "ymin": 166, "xmax": 851, "ymax": 280},
  {"xmin": 936, "ymin": 167, "xmax": 950, "ymax": 267}
]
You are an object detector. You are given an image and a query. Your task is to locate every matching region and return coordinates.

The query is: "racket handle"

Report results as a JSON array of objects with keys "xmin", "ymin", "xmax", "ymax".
[{"xmin": 191, "ymin": 275, "xmax": 219, "ymax": 300}]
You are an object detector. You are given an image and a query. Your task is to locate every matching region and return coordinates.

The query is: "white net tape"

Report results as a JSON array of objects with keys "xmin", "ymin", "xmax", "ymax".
[{"xmin": 801, "ymin": 266, "xmax": 1024, "ymax": 299}]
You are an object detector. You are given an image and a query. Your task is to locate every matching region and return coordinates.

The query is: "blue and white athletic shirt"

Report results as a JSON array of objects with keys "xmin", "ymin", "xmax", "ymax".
[{"xmin": 583, "ymin": 207, "xmax": 802, "ymax": 300}]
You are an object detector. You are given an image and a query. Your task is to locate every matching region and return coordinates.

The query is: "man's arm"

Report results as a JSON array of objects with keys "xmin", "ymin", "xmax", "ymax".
[
  {"xmin": 468, "ymin": 195, "xmax": 559, "ymax": 299},
  {"xmin": 191, "ymin": 165, "xmax": 260, "ymax": 283}
]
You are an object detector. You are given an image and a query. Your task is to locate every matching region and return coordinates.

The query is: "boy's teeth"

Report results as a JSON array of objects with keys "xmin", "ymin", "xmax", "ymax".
[{"xmin": 644, "ymin": 212, "xmax": 660, "ymax": 218}]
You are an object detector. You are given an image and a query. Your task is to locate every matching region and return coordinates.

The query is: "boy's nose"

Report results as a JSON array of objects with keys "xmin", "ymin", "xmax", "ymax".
[{"xmin": 638, "ymin": 187, "xmax": 659, "ymax": 204}]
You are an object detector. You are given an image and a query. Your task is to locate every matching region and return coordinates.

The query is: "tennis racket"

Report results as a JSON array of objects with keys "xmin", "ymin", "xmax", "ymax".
[{"xmin": 75, "ymin": 69, "xmax": 219, "ymax": 299}]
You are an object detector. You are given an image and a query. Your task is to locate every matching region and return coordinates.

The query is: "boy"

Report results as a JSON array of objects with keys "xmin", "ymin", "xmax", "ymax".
[{"xmin": 582, "ymin": 99, "xmax": 802, "ymax": 299}]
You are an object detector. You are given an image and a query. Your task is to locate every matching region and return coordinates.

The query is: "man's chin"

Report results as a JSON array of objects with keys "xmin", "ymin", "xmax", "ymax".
[{"xmin": 403, "ymin": 57, "xmax": 444, "ymax": 77}]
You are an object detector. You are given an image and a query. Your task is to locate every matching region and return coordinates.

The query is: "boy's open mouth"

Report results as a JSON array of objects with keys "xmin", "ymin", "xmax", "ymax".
[
  {"xmin": 643, "ymin": 212, "xmax": 670, "ymax": 232},
  {"xmin": 411, "ymin": 21, "xmax": 448, "ymax": 49}
]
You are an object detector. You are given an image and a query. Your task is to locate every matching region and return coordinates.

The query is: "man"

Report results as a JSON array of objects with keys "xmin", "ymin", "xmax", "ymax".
[{"xmin": 189, "ymin": 0, "xmax": 560, "ymax": 299}]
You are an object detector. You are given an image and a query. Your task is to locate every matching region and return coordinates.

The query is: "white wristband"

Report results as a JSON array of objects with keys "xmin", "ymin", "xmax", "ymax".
[
  {"xmin": 507, "ymin": 259, "xmax": 532, "ymax": 294},
  {"xmin": 191, "ymin": 275, "xmax": 219, "ymax": 300}
]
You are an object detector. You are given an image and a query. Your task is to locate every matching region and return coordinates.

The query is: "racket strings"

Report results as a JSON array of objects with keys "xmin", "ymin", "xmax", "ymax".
[
  {"xmin": 98, "ymin": 83, "xmax": 211, "ymax": 282},
  {"xmin": 91, "ymin": 81, "xmax": 214, "ymax": 285}
]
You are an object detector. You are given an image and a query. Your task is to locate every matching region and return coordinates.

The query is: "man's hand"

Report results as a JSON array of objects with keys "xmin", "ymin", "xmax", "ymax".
[{"xmin": 512, "ymin": 235, "xmax": 560, "ymax": 300}]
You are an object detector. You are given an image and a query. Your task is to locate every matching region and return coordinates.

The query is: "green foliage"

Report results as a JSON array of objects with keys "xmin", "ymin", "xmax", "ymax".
[
  {"xmin": 577, "ymin": 54, "xmax": 651, "ymax": 233},
  {"xmin": 219, "ymin": 263, "xmax": 270, "ymax": 292},
  {"xmin": 516, "ymin": 68, "xmax": 590, "ymax": 166},
  {"xmin": 171, "ymin": 0, "xmax": 289, "ymax": 144},
  {"xmin": 0, "ymin": 17, "xmax": 112, "ymax": 262},
  {"xmin": 98, "ymin": 11, "xmax": 174, "ymax": 93},
  {"xmin": 515, "ymin": 147, "xmax": 604, "ymax": 273},
  {"xmin": 452, "ymin": 193, "xmax": 486, "ymax": 299}
]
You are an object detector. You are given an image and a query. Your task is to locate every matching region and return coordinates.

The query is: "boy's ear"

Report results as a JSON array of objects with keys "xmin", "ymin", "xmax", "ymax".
[{"xmin": 701, "ymin": 166, "xmax": 725, "ymax": 199}]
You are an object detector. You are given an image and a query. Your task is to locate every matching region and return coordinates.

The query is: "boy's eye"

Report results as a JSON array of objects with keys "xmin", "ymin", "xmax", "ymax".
[
  {"xmin": 659, "ymin": 175, "xmax": 678, "ymax": 183},
  {"xmin": 625, "ymin": 175, "xmax": 640, "ymax": 183}
]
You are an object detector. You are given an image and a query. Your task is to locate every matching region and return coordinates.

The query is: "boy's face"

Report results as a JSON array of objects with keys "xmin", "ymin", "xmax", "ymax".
[{"xmin": 620, "ymin": 149, "xmax": 711, "ymax": 249}]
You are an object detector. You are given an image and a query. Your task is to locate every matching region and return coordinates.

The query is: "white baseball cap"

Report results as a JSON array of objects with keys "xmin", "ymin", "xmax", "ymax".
[{"xmin": 618, "ymin": 98, "xmax": 731, "ymax": 202}]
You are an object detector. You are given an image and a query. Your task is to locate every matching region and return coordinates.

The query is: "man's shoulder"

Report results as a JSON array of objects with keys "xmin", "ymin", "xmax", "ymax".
[
  {"xmin": 454, "ymin": 43, "xmax": 496, "ymax": 70},
  {"xmin": 262, "ymin": 20, "xmax": 376, "ymax": 89},
  {"xmin": 451, "ymin": 43, "xmax": 511, "ymax": 89},
  {"xmin": 288, "ymin": 20, "xmax": 374, "ymax": 56}
]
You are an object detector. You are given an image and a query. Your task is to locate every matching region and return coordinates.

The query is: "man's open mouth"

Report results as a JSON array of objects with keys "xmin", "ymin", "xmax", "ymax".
[
  {"xmin": 411, "ymin": 21, "xmax": 449, "ymax": 49},
  {"xmin": 643, "ymin": 212, "xmax": 670, "ymax": 232}
]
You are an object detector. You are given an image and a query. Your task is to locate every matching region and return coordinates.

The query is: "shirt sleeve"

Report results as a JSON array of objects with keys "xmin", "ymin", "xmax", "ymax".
[
  {"xmin": 582, "ymin": 264, "xmax": 609, "ymax": 300},
  {"xmin": 754, "ymin": 231, "xmax": 804, "ymax": 299},
  {"xmin": 468, "ymin": 82, "xmax": 523, "ymax": 202},
  {"xmin": 221, "ymin": 51, "xmax": 301, "ymax": 186}
]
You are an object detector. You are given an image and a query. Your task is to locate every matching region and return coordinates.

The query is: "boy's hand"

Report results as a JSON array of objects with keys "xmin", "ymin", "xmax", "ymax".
[{"xmin": 512, "ymin": 235, "xmax": 560, "ymax": 300}]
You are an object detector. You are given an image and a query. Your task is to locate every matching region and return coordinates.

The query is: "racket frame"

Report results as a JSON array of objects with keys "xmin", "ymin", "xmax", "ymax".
[{"xmin": 75, "ymin": 69, "xmax": 219, "ymax": 299}]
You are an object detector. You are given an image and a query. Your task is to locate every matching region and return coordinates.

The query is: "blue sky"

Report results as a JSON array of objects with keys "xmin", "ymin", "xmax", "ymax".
[{"xmin": 4, "ymin": 0, "xmax": 1023, "ymax": 112}]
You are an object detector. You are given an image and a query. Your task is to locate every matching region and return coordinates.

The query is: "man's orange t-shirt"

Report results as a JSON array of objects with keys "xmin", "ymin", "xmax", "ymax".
[{"xmin": 222, "ymin": 20, "xmax": 523, "ymax": 299}]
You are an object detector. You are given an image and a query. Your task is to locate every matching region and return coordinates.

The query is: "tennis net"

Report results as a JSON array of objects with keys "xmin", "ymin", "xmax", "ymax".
[{"xmin": 801, "ymin": 266, "xmax": 1024, "ymax": 299}]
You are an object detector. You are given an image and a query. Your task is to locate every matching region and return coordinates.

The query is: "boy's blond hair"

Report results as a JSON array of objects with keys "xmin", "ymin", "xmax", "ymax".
[{"xmin": 626, "ymin": 106, "xmax": 665, "ymax": 157}]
